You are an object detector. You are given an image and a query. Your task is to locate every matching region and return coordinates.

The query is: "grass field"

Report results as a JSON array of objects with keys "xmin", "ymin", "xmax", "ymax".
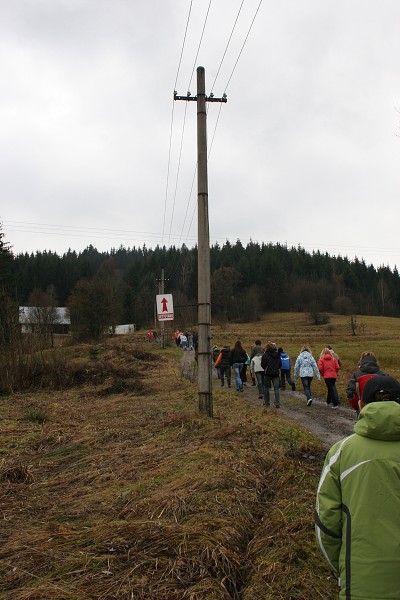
[{"xmin": 1, "ymin": 312, "xmax": 400, "ymax": 599}]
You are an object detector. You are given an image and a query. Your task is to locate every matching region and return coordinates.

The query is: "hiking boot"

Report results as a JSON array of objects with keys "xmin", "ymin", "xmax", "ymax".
[
  {"xmin": 258, "ymin": 394, "xmax": 263, "ymax": 399},
  {"xmin": 275, "ymin": 404, "xmax": 280, "ymax": 409},
  {"xmin": 291, "ymin": 383, "xmax": 296, "ymax": 391},
  {"xmin": 221, "ymin": 382, "xmax": 224, "ymax": 387},
  {"xmin": 307, "ymin": 398, "xmax": 313, "ymax": 406},
  {"xmin": 239, "ymin": 385, "xmax": 244, "ymax": 392}
]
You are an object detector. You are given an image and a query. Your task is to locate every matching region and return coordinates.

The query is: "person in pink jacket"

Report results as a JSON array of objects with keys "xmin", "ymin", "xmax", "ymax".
[{"xmin": 318, "ymin": 348, "xmax": 340, "ymax": 408}]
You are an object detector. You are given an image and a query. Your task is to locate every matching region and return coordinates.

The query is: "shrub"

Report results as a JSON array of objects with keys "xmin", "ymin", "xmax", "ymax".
[{"xmin": 25, "ymin": 407, "xmax": 48, "ymax": 424}]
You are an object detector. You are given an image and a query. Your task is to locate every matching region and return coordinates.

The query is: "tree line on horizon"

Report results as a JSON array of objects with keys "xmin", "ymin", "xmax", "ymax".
[{"xmin": 2, "ymin": 233, "xmax": 400, "ymax": 337}]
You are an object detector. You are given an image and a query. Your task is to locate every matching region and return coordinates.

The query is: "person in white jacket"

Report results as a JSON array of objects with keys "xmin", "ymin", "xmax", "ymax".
[
  {"xmin": 294, "ymin": 345, "xmax": 320, "ymax": 406},
  {"xmin": 250, "ymin": 350, "xmax": 265, "ymax": 399}
]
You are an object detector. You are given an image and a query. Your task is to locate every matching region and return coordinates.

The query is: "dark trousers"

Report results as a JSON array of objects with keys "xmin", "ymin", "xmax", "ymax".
[
  {"xmin": 280, "ymin": 369, "xmax": 294, "ymax": 389},
  {"xmin": 241, "ymin": 364, "xmax": 248, "ymax": 383},
  {"xmin": 324, "ymin": 378, "xmax": 338, "ymax": 406},
  {"xmin": 220, "ymin": 366, "xmax": 231, "ymax": 386}
]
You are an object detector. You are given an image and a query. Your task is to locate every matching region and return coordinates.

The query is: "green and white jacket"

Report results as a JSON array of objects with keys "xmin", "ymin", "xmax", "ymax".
[{"xmin": 315, "ymin": 401, "xmax": 400, "ymax": 600}]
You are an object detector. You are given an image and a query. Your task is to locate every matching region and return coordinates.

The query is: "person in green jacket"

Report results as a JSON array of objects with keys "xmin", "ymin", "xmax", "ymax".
[{"xmin": 315, "ymin": 374, "xmax": 400, "ymax": 600}]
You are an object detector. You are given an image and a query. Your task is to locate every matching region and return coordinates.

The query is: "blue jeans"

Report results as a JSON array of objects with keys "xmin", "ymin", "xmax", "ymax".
[
  {"xmin": 264, "ymin": 376, "xmax": 280, "ymax": 406},
  {"xmin": 255, "ymin": 371, "xmax": 265, "ymax": 396},
  {"xmin": 301, "ymin": 376, "xmax": 313, "ymax": 401},
  {"xmin": 232, "ymin": 363, "xmax": 243, "ymax": 390}
]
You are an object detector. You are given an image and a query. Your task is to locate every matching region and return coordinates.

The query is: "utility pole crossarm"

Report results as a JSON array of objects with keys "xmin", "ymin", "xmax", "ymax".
[{"xmin": 174, "ymin": 91, "xmax": 227, "ymax": 103}]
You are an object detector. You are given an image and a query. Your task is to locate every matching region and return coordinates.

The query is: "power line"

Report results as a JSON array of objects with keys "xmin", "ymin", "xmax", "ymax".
[
  {"xmin": 209, "ymin": 0, "xmax": 246, "ymax": 94},
  {"xmin": 174, "ymin": 0, "xmax": 193, "ymax": 91},
  {"xmin": 223, "ymin": 0, "xmax": 264, "ymax": 93},
  {"xmin": 162, "ymin": 0, "xmax": 194, "ymax": 247},
  {"xmin": 167, "ymin": 101, "xmax": 189, "ymax": 245},
  {"xmin": 6, "ymin": 221, "xmax": 400, "ymax": 260},
  {"xmin": 187, "ymin": 0, "xmax": 212, "ymax": 93},
  {"xmin": 167, "ymin": 1, "xmax": 213, "ymax": 248}
]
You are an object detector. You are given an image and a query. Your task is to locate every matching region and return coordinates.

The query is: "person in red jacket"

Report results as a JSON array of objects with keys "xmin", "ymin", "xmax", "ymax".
[
  {"xmin": 346, "ymin": 351, "xmax": 385, "ymax": 415},
  {"xmin": 318, "ymin": 348, "xmax": 340, "ymax": 408}
]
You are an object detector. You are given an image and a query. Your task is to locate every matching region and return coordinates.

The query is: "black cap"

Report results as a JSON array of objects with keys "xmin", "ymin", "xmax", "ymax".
[{"xmin": 362, "ymin": 375, "xmax": 400, "ymax": 404}]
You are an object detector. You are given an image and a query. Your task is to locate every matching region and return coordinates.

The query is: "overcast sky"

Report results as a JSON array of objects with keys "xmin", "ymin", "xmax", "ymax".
[{"xmin": 2, "ymin": 0, "xmax": 400, "ymax": 268}]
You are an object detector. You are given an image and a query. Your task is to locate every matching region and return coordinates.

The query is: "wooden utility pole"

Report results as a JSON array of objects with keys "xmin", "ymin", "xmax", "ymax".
[
  {"xmin": 158, "ymin": 268, "xmax": 166, "ymax": 349},
  {"xmin": 174, "ymin": 66, "xmax": 227, "ymax": 417}
]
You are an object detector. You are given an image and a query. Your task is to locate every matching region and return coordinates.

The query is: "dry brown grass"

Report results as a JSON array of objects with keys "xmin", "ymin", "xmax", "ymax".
[{"xmin": 0, "ymin": 324, "xmax": 365, "ymax": 599}]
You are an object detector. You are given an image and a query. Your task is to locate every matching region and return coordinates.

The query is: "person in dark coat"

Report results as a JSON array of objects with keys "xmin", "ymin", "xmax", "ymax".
[
  {"xmin": 229, "ymin": 340, "xmax": 247, "ymax": 392},
  {"xmin": 261, "ymin": 342, "xmax": 282, "ymax": 408},
  {"xmin": 214, "ymin": 345, "xmax": 231, "ymax": 387},
  {"xmin": 346, "ymin": 351, "xmax": 385, "ymax": 415}
]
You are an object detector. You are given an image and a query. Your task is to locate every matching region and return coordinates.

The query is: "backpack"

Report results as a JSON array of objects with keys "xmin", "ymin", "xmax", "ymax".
[{"xmin": 280, "ymin": 353, "xmax": 290, "ymax": 370}]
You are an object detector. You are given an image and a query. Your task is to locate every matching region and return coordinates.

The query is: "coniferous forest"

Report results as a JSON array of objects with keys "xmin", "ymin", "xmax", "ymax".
[{"xmin": 2, "ymin": 231, "xmax": 400, "ymax": 333}]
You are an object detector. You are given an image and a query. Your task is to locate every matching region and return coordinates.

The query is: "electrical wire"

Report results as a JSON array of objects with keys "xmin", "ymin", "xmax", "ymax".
[
  {"xmin": 223, "ymin": 0, "xmax": 264, "ymax": 93},
  {"xmin": 178, "ymin": 164, "xmax": 197, "ymax": 247},
  {"xmin": 167, "ymin": 102, "xmax": 189, "ymax": 245},
  {"xmin": 5, "ymin": 221, "xmax": 400, "ymax": 266},
  {"xmin": 162, "ymin": 0, "xmax": 193, "ymax": 247},
  {"xmin": 209, "ymin": 0, "xmax": 246, "ymax": 95},
  {"xmin": 166, "ymin": 0, "xmax": 213, "ymax": 251},
  {"xmin": 186, "ymin": 0, "xmax": 213, "ymax": 93},
  {"xmin": 174, "ymin": 0, "xmax": 193, "ymax": 92}
]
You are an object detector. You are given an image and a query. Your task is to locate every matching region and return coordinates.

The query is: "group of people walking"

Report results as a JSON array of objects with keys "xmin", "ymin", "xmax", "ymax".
[
  {"xmin": 212, "ymin": 340, "xmax": 347, "ymax": 410},
  {"xmin": 174, "ymin": 329, "xmax": 197, "ymax": 351},
  {"xmin": 211, "ymin": 338, "xmax": 395, "ymax": 423}
]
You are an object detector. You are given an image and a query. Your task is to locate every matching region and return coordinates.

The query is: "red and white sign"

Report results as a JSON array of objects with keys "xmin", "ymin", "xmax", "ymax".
[{"xmin": 156, "ymin": 294, "xmax": 174, "ymax": 321}]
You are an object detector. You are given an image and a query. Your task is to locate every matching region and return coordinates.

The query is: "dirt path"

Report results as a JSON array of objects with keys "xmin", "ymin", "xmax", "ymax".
[
  {"xmin": 181, "ymin": 352, "xmax": 356, "ymax": 450},
  {"xmin": 242, "ymin": 384, "xmax": 356, "ymax": 450}
]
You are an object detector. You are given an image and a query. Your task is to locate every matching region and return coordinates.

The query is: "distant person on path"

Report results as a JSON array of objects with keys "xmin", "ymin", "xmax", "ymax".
[
  {"xmin": 250, "ymin": 340, "xmax": 262, "ymax": 386},
  {"xmin": 318, "ymin": 348, "xmax": 340, "ymax": 408},
  {"xmin": 241, "ymin": 352, "xmax": 251, "ymax": 386},
  {"xmin": 346, "ymin": 351, "xmax": 385, "ymax": 415},
  {"xmin": 188, "ymin": 332, "xmax": 194, "ymax": 351},
  {"xmin": 250, "ymin": 339, "xmax": 263, "ymax": 359},
  {"xmin": 315, "ymin": 375, "xmax": 400, "ymax": 600},
  {"xmin": 214, "ymin": 345, "xmax": 231, "ymax": 387},
  {"xmin": 294, "ymin": 345, "xmax": 320, "ymax": 406},
  {"xmin": 212, "ymin": 345, "xmax": 221, "ymax": 380},
  {"xmin": 326, "ymin": 345, "xmax": 341, "ymax": 405},
  {"xmin": 277, "ymin": 347, "xmax": 296, "ymax": 391},
  {"xmin": 250, "ymin": 348, "xmax": 265, "ymax": 399},
  {"xmin": 261, "ymin": 342, "xmax": 282, "ymax": 408},
  {"xmin": 229, "ymin": 340, "xmax": 248, "ymax": 392},
  {"xmin": 180, "ymin": 332, "xmax": 188, "ymax": 351},
  {"xmin": 174, "ymin": 330, "xmax": 180, "ymax": 346}
]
